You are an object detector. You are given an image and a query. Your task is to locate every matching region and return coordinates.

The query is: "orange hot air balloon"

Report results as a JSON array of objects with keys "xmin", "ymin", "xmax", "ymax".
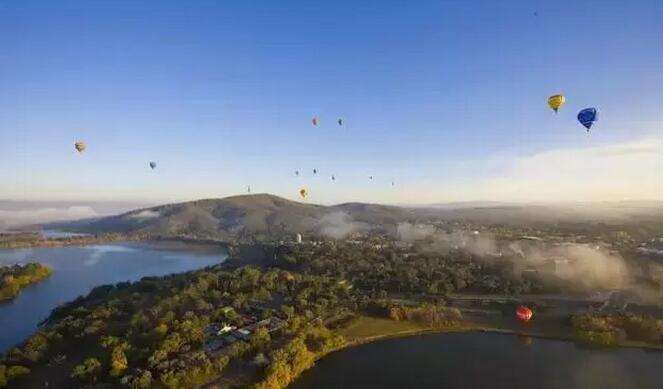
[
  {"xmin": 515, "ymin": 306, "xmax": 533, "ymax": 322},
  {"xmin": 299, "ymin": 188, "xmax": 308, "ymax": 199}
]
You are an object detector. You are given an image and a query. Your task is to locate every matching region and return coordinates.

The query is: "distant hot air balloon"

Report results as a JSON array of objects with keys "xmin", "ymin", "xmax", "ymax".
[
  {"xmin": 368, "ymin": 176, "xmax": 373, "ymax": 180},
  {"xmin": 313, "ymin": 168, "xmax": 317, "ymax": 175},
  {"xmin": 515, "ymin": 306, "xmax": 533, "ymax": 323},
  {"xmin": 391, "ymin": 181, "xmax": 395, "ymax": 187},
  {"xmin": 331, "ymin": 175, "xmax": 335, "ymax": 181},
  {"xmin": 577, "ymin": 108, "xmax": 598, "ymax": 131},
  {"xmin": 338, "ymin": 118, "xmax": 343, "ymax": 126},
  {"xmin": 295, "ymin": 170, "xmax": 300, "ymax": 176},
  {"xmin": 149, "ymin": 161, "xmax": 157, "ymax": 169},
  {"xmin": 312, "ymin": 116, "xmax": 319, "ymax": 126},
  {"xmin": 299, "ymin": 188, "xmax": 308, "ymax": 199},
  {"xmin": 548, "ymin": 94, "xmax": 565, "ymax": 113},
  {"xmin": 74, "ymin": 142, "xmax": 86, "ymax": 153}
]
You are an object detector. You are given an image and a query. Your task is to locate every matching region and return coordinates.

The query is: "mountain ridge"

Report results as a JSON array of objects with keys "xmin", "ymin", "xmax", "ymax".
[
  {"xmin": 49, "ymin": 194, "xmax": 416, "ymax": 241},
  {"xmin": 48, "ymin": 194, "xmax": 663, "ymax": 241}
]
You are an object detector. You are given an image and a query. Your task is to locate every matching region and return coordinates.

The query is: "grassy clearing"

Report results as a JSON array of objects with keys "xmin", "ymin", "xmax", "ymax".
[{"xmin": 337, "ymin": 316, "xmax": 436, "ymax": 343}]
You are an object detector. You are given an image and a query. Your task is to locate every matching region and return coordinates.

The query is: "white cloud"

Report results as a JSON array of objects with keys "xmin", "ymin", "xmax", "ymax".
[
  {"xmin": 317, "ymin": 211, "xmax": 368, "ymax": 239},
  {"xmin": 127, "ymin": 210, "xmax": 160, "ymax": 220},
  {"xmin": 0, "ymin": 206, "xmax": 98, "ymax": 229},
  {"xmin": 403, "ymin": 137, "xmax": 663, "ymax": 203}
]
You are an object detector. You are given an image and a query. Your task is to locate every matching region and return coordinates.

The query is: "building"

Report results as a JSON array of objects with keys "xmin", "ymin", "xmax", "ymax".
[
  {"xmin": 217, "ymin": 324, "xmax": 236, "ymax": 336},
  {"xmin": 521, "ymin": 268, "xmax": 540, "ymax": 281},
  {"xmin": 543, "ymin": 257, "xmax": 572, "ymax": 278},
  {"xmin": 233, "ymin": 328, "xmax": 252, "ymax": 341}
]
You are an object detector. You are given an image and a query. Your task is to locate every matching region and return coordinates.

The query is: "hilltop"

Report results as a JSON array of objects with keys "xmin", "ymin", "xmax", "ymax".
[
  {"xmin": 46, "ymin": 194, "xmax": 663, "ymax": 243},
  {"xmin": 50, "ymin": 194, "xmax": 418, "ymax": 241}
]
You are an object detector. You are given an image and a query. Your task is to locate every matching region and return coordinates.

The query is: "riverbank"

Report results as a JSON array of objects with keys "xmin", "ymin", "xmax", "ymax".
[
  {"xmin": 0, "ymin": 233, "xmax": 147, "ymax": 249},
  {"xmin": 0, "ymin": 233, "xmax": 237, "ymax": 252},
  {"xmin": 333, "ymin": 313, "xmax": 663, "ymax": 356}
]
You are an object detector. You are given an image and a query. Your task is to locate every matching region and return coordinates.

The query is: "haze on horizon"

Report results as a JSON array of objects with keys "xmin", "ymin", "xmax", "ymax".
[{"xmin": 2, "ymin": 1, "xmax": 663, "ymax": 205}]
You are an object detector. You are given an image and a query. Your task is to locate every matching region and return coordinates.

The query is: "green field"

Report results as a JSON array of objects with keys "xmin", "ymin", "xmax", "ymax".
[{"xmin": 337, "ymin": 316, "xmax": 449, "ymax": 343}]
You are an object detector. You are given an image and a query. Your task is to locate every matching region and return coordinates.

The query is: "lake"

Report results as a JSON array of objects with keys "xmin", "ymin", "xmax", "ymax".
[
  {"xmin": 0, "ymin": 241, "xmax": 226, "ymax": 352},
  {"xmin": 289, "ymin": 332, "xmax": 663, "ymax": 389}
]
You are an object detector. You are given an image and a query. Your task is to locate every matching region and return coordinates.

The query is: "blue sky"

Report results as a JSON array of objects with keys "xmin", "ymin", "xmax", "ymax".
[{"xmin": 2, "ymin": 0, "xmax": 663, "ymax": 204}]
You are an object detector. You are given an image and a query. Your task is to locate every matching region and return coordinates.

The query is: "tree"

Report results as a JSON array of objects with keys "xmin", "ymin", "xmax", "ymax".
[
  {"xmin": 22, "ymin": 333, "xmax": 48, "ymax": 362},
  {"xmin": 72, "ymin": 357, "xmax": 102, "ymax": 383},
  {"xmin": 281, "ymin": 305, "xmax": 295, "ymax": 319},
  {"xmin": 110, "ymin": 346, "xmax": 128, "ymax": 376},
  {"xmin": 131, "ymin": 370, "xmax": 152, "ymax": 389},
  {"xmin": 0, "ymin": 365, "xmax": 6, "ymax": 388},
  {"xmin": 5, "ymin": 366, "xmax": 30, "ymax": 380},
  {"xmin": 250, "ymin": 326, "xmax": 271, "ymax": 349}
]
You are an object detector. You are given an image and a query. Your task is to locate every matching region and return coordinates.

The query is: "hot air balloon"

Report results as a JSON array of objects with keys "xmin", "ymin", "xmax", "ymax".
[
  {"xmin": 295, "ymin": 170, "xmax": 300, "ymax": 176},
  {"xmin": 74, "ymin": 142, "xmax": 86, "ymax": 153},
  {"xmin": 313, "ymin": 169, "xmax": 317, "ymax": 175},
  {"xmin": 299, "ymin": 188, "xmax": 308, "ymax": 199},
  {"xmin": 548, "ymin": 94, "xmax": 565, "ymax": 113},
  {"xmin": 368, "ymin": 176, "xmax": 373, "ymax": 180},
  {"xmin": 391, "ymin": 181, "xmax": 395, "ymax": 187},
  {"xmin": 515, "ymin": 306, "xmax": 533, "ymax": 323},
  {"xmin": 312, "ymin": 117, "xmax": 319, "ymax": 126},
  {"xmin": 577, "ymin": 108, "xmax": 598, "ymax": 131},
  {"xmin": 338, "ymin": 118, "xmax": 343, "ymax": 126},
  {"xmin": 331, "ymin": 175, "xmax": 335, "ymax": 181},
  {"xmin": 149, "ymin": 161, "xmax": 157, "ymax": 169}
]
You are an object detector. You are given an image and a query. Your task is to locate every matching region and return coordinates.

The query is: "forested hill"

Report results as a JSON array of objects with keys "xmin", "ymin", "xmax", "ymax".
[
  {"xmin": 49, "ymin": 194, "xmax": 420, "ymax": 241},
  {"xmin": 47, "ymin": 194, "xmax": 663, "ymax": 243}
]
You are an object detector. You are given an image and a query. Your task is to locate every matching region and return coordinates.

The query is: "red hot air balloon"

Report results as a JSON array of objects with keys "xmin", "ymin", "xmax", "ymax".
[{"xmin": 515, "ymin": 306, "xmax": 533, "ymax": 323}]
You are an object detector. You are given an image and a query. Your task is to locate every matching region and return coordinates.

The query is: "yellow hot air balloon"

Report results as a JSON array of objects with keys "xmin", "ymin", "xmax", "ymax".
[
  {"xmin": 74, "ymin": 142, "xmax": 86, "ymax": 153},
  {"xmin": 548, "ymin": 94, "xmax": 565, "ymax": 113},
  {"xmin": 299, "ymin": 188, "xmax": 308, "ymax": 199}
]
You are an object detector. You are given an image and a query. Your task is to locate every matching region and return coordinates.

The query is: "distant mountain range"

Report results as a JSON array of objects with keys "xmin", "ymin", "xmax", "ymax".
[{"xmin": 46, "ymin": 194, "xmax": 663, "ymax": 241}]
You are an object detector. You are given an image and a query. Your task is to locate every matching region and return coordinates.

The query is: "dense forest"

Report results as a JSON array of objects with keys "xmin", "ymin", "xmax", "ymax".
[
  {"xmin": 273, "ymin": 240, "xmax": 549, "ymax": 297},
  {"xmin": 572, "ymin": 313, "xmax": 663, "ymax": 346}
]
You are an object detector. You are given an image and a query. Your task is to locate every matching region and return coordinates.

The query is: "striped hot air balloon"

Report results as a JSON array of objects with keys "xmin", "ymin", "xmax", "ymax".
[{"xmin": 548, "ymin": 94, "xmax": 565, "ymax": 113}]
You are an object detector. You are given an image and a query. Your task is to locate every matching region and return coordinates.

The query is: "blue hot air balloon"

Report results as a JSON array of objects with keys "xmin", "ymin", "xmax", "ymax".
[{"xmin": 577, "ymin": 108, "xmax": 598, "ymax": 131}]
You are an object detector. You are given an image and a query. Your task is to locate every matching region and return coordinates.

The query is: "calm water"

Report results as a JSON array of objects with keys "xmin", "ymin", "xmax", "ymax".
[
  {"xmin": 0, "ymin": 241, "xmax": 226, "ymax": 351},
  {"xmin": 290, "ymin": 332, "xmax": 663, "ymax": 389}
]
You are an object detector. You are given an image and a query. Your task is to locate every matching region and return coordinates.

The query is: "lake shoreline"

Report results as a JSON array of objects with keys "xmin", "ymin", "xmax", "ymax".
[
  {"xmin": 0, "ymin": 242, "xmax": 227, "ymax": 353},
  {"xmin": 295, "ymin": 317, "xmax": 663, "ymax": 383},
  {"xmin": 334, "ymin": 322, "xmax": 663, "ymax": 354}
]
